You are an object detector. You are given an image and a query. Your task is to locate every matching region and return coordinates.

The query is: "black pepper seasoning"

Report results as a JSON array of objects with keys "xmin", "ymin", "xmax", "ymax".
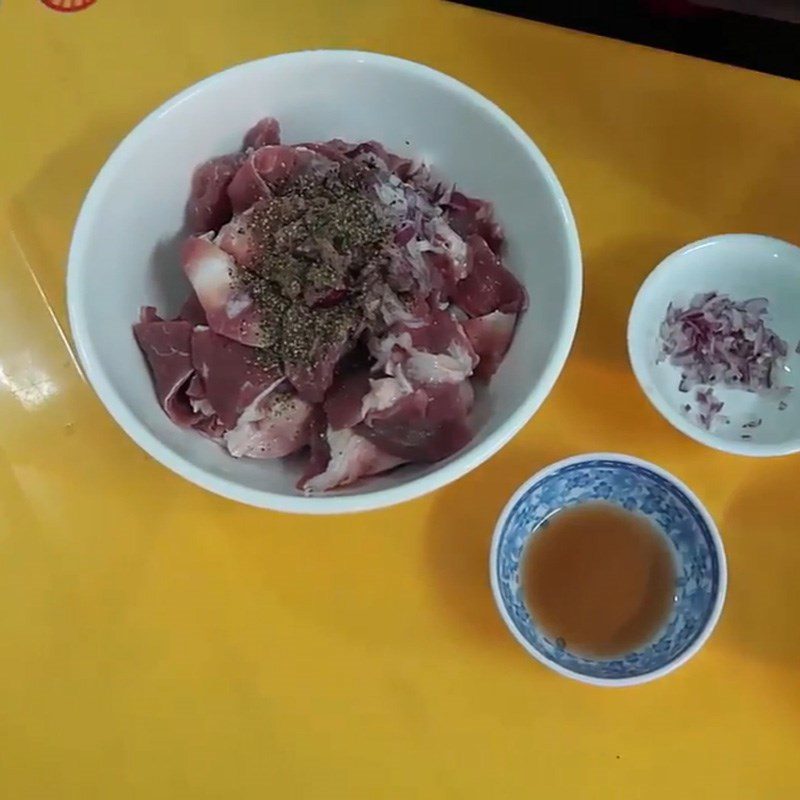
[{"xmin": 232, "ymin": 164, "xmax": 391, "ymax": 371}]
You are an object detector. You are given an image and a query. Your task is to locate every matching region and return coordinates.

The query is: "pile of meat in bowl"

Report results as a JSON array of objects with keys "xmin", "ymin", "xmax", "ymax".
[{"xmin": 134, "ymin": 118, "xmax": 527, "ymax": 493}]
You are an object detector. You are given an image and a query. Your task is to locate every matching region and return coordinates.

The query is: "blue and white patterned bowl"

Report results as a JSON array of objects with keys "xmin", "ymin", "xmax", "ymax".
[{"xmin": 490, "ymin": 453, "xmax": 726, "ymax": 686}]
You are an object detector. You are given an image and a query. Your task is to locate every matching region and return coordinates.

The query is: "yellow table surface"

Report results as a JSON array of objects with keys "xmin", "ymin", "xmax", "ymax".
[{"xmin": 2, "ymin": 0, "xmax": 800, "ymax": 797}]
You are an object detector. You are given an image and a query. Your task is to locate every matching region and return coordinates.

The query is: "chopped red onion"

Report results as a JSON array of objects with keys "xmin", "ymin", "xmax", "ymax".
[
  {"xmin": 660, "ymin": 292, "xmax": 792, "ymax": 430},
  {"xmin": 694, "ymin": 387, "xmax": 725, "ymax": 430},
  {"xmin": 660, "ymin": 292, "xmax": 791, "ymax": 395}
]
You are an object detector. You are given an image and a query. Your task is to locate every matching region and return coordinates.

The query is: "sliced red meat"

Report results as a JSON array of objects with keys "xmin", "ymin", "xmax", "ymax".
[
  {"xmin": 193, "ymin": 414, "xmax": 227, "ymax": 443},
  {"xmin": 307, "ymin": 287, "xmax": 349, "ymax": 309},
  {"xmin": 224, "ymin": 389, "xmax": 312, "ymax": 459},
  {"xmin": 389, "ymin": 224, "xmax": 466, "ymax": 302},
  {"xmin": 371, "ymin": 308, "xmax": 477, "ymax": 387},
  {"xmin": 463, "ymin": 311, "xmax": 517, "ymax": 380},
  {"xmin": 447, "ymin": 191, "xmax": 504, "ymax": 255},
  {"xmin": 298, "ymin": 407, "xmax": 331, "ymax": 489},
  {"xmin": 358, "ymin": 380, "xmax": 474, "ymax": 462},
  {"xmin": 424, "ymin": 251, "xmax": 459, "ymax": 299},
  {"xmin": 347, "ymin": 140, "xmax": 392, "ymax": 168},
  {"xmin": 285, "ymin": 343, "xmax": 349, "ymax": 405},
  {"xmin": 452, "ymin": 235, "xmax": 527, "ymax": 317},
  {"xmin": 284, "ymin": 304, "xmax": 364, "ymax": 403},
  {"xmin": 176, "ymin": 291, "xmax": 208, "ymax": 326},
  {"xmin": 347, "ymin": 141, "xmax": 413, "ymax": 178},
  {"xmin": 133, "ymin": 315, "xmax": 199, "ymax": 426},
  {"xmin": 227, "ymin": 162, "xmax": 268, "ymax": 214},
  {"xmin": 227, "ymin": 160, "xmax": 268, "ymax": 214},
  {"xmin": 297, "ymin": 140, "xmax": 352, "ymax": 163},
  {"xmin": 385, "ymin": 245, "xmax": 422, "ymax": 294},
  {"xmin": 408, "ymin": 239, "xmax": 444, "ymax": 297},
  {"xmin": 137, "ymin": 121, "xmax": 527, "ymax": 493},
  {"xmin": 297, "ymin": 149, "xmax": 346, "ymax": 181},
  {"xmin": 140, "ymin": 306, "xmax": 163, "ymax": 324},
  {"xmin": 186, "ymin": 373, "xmax": 205, "ymax": 399},
  {"xmin": 243, "ymin": 117, "xmax": 281, "ymax": 150},
  {"xmin": 183, "ymin": 373, "xmax": 214, "ymax": 414},
  {"xmin": 186, "ymin": 154, "xmax": 242, "ymax": 234},
  {"xmin": 360, "ymin": 377, "xmax": 408, "ymax": 418},
  {"xmin": 405, "ymin": 308, "xmax": 471, "ymax": 353},
  {"xmin": 191, "ymin": 327, "xmax": 282, "ymax": 429},
  {"xmin": 181, "ymin": 236, "xmax": 263, "ymax": 346},
  {"xmin": 227, "ymin": 145, "xmax": 306, "ymax": 213},
  {"xmin": 324, "ymin": 369, "xmax": 372, "ymax": 431},
  {"xmin": 394, "ymin": 223, "xmax": 416, "ymax": 248},
  {"xmin": 300, "ymin": 427, "xmax": 407, "ymax": 493},
  {"xmin": 427, "ymin": 215, "xmax": 468, "ymax": 280},
  {"xmin": 324, "ymin": 374, "xmax": 410, "ymax": 433},
  {"xmin": 377, "ymin": 287, "xmax": 431, "ymax": 329},
  {"xmin": 393, "ymin": 159, "xmax": 419, "ymax": 183}
]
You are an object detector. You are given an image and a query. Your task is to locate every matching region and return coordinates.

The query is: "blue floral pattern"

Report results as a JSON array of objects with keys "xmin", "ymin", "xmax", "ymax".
[{"xmin": 494, "ymin": 459, "xmax": 721, "ymax": 680}]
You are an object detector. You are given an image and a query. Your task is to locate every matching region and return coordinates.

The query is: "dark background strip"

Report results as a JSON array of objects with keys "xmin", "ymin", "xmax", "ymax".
[{"xmin": 450, "ymin": 1, "xmax": 800, "ymax": 80}]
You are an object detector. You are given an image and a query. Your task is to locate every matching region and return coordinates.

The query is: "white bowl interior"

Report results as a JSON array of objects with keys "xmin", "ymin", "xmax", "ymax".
[
  {"xmin": 68, "ymin": 51, "xmax": 580, "ymax": 511},
  {"xmin": 629, "ymin": 235, "xmax": 800, "ymax": 455}
]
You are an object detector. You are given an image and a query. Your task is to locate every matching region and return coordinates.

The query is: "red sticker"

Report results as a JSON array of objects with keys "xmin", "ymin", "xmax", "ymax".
[{"xmin": 41, "ymin": 0, "xmax": 97, "ymax": 11}]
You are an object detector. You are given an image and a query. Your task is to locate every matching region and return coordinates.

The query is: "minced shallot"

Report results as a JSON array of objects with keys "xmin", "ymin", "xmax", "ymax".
[{"xmin": 659, "ymin": 292, "xmax": 791, "ymax": 430}]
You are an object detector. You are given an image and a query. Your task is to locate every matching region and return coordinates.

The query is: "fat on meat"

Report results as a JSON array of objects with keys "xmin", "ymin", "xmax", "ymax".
[
  {"xmin": 463, "ymin": 311, "xmax": 517, "ymax": 380},
  {"xmin": 371, "ymin": 307, "xmax": 477, "ymax": 387},
  {"xmin": 181, "ymin": 236, "xmax": 263, "ymax": 346},
  {"xmin": 215, "ymin": 205, "xmax": 261, "ymax": 269},
  {"xmin": 190, "ymin": 327, "xmax": 282, "ymax": 429},
  {"xmin": 301, "ymin": 426, "xmax": 406, "ymax": 493},
  {"xmin": 224, "ymin": 389, "xmax": 313, "ymax": 459}
]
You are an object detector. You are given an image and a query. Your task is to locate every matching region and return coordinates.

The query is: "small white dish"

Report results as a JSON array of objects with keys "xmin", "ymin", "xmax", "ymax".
[{"xmin": 628, "ymin": 234, "xmax": 800, "ymax": 456}]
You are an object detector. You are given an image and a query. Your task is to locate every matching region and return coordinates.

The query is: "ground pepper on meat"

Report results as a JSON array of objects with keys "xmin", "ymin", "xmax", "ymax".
[
  {"xmin": 269, "ymin": 390, "xmax": 294, "ymax": 419},
  {"xmin": 233, "ymin": 165, "xmax": 390, "ymax": 370}
]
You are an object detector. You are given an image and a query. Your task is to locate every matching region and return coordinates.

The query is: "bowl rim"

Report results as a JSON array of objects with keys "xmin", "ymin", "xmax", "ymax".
[
  {"xmin": 489, "ymin": 452, "xmax": 727, "ymax": 687},
  {"xmin": 66, "ymin": 49, "xmax": 582, "ymax": 514},
  {"xmin": 627, "ymin": 233, "xmax": 800, "ymax": 458}
]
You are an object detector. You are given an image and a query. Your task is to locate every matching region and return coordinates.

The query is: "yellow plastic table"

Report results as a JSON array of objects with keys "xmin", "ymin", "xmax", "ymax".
[{"xmin": 2, "ymin": 1, "xmax": 799, "ymax": 797}]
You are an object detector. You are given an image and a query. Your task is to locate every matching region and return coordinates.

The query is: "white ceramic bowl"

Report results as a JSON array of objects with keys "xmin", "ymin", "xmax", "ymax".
[
  {"xmin": 628, "ymin": 234, "xmax": 800, "ymax": 457},
  {"xmin": 67, "ymin": 50, "xmax": 581, "ymax": 513}
]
